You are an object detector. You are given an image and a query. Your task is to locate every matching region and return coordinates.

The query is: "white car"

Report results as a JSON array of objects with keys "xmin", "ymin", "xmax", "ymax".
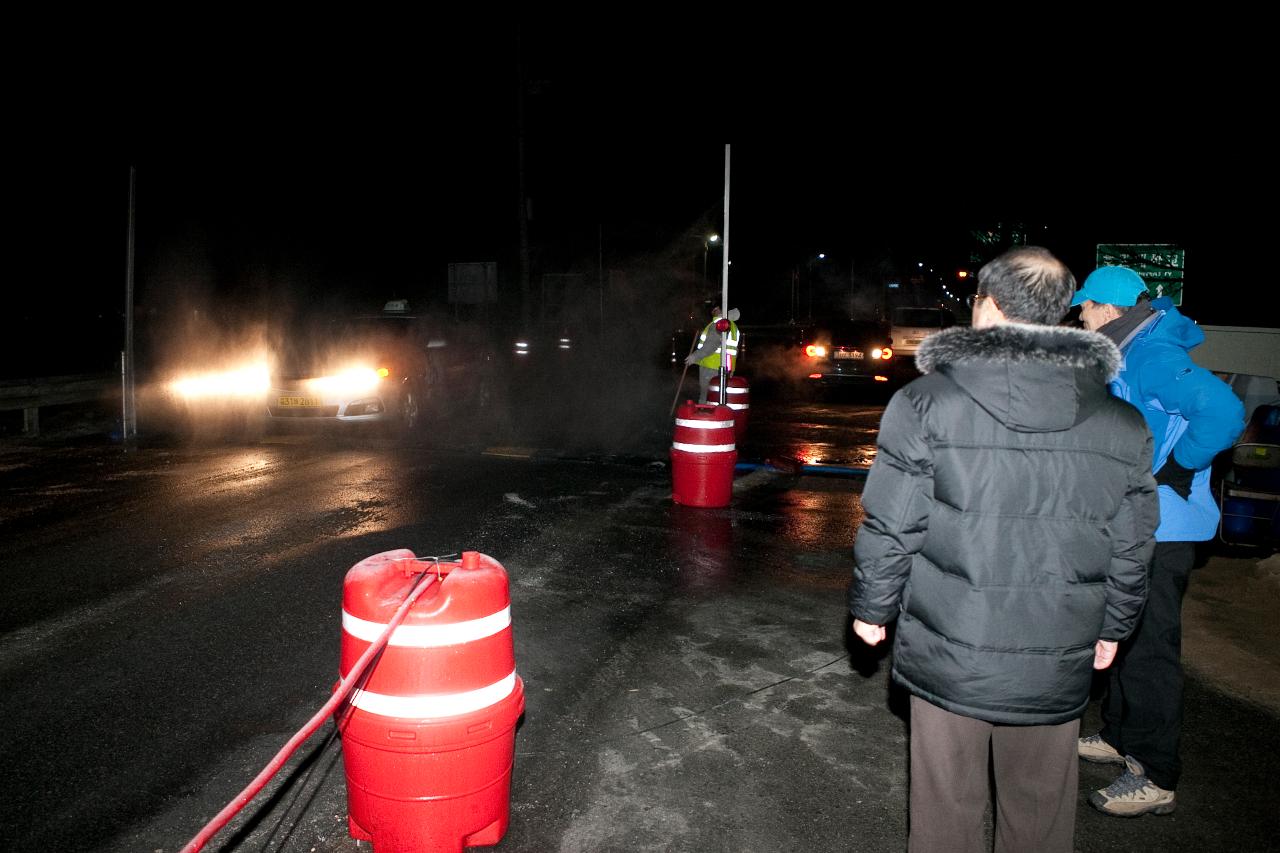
[
  {"xmin": 889, "ymin": 307, "xmax": 958, "ymax": 359},
  {"xmin": 165, "ymin": 301, "xmax": 501, "ymax": 438},
  {"xmin": 267, "ymin": 301, "xmax": 504, "ymax": 434},
  {"xmin": 266, "ymin": 306, "xmax": 432, "ymax": 432}
]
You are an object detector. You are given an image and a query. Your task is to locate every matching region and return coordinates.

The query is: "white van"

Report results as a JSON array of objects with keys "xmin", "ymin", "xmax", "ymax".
[{"xmin": 890, "ymin": 307, "xmax": 958, "ymax": 358}]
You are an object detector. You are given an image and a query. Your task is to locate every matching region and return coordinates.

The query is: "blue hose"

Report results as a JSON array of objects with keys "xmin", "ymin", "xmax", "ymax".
[{"xmin": 735, "ymin": 460, "xmax": 868, "ymax": 477}]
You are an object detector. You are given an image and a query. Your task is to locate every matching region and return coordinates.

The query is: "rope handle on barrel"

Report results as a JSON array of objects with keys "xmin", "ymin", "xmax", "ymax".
[{"xmin": 180, "ymin": 555, "xmax": 452, "ymax": 853}]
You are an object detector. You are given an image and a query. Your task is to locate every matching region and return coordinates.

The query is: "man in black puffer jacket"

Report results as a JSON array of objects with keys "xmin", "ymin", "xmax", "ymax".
[{"xmin": 848, "ymin": 246, "xmax": 1158, "ymax": 853}]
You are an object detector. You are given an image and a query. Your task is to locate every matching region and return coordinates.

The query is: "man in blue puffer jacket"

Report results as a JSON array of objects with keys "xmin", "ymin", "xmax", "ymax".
[{"xmin": 1073, "ymin": 265, "xmax": 1246, "ymax": 818}]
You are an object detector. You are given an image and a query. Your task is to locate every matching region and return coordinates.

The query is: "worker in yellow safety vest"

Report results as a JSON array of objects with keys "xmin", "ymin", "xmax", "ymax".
[{"xmin": 684, "ymin": 306, "xmax": 741, "ymax": 403}]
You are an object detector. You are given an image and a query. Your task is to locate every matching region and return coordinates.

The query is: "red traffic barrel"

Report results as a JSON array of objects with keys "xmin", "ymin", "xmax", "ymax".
[
  {"xmin": 671, "ymin": 401, "xmax": 737, "ymax": 507},
  {"xmin": 709, "ymin": 375, "xmax": 750, "ymax": 441},
  {"xmin": 336, "ymin": 548, "xmax": 524, "ymax": 853}
]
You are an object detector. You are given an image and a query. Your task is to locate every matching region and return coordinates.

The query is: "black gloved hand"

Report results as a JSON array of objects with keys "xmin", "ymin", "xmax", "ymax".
[{"xmin": 1156, "ymin": 455, "xmax": 1195, "ymax": 500}]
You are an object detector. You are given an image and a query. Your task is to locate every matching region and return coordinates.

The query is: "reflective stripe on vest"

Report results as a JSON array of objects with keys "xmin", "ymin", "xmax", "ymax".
[{"xmin": 697, "ymin": 321, "xmax": 740, "ymax": 370}]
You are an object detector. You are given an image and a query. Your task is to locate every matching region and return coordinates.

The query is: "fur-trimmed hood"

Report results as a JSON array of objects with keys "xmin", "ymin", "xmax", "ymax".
[
  {"xmin": 915, "ymin": 323, "xmax": 1122, "ymax": 433},
  {"xmin": 917, "ymin": 323, "xmax": 1121, "ymax": 376}
]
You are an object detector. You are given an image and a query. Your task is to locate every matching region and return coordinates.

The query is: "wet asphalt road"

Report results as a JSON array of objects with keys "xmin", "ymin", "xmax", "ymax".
[{"xmin": 1, "ymin": 372, "xmax": 1277, "ymax": 852}]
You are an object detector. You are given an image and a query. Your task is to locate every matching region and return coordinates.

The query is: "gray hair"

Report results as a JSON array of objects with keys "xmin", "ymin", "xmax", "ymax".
[{"xmin": 977, "ymin": 245, "xmax": 1076, "ymax": 326}]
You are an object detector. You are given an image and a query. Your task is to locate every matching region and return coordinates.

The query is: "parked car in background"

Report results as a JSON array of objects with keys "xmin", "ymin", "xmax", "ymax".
[
  {"xmin": 797, "ymin": 319, "xmax": 897, "ymax": 393},
  {"xmin": 889, "ymin": 306, "xmax": 958, "ymax": 360},
  {"xmin": 511, "ymin": 323, "xmax": 580, "ymax": 371}
]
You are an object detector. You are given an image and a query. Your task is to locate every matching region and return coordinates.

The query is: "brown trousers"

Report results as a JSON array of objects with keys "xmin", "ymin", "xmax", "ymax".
[{"xmin": 908, "ymin": 696, "xmax": 1079, "ymax": 853}]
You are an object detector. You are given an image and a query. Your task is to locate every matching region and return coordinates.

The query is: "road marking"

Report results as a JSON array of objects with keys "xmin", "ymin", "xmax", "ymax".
[{"xmin": 483, "ymin": 446, "xmax": 536, "ymax": 458}]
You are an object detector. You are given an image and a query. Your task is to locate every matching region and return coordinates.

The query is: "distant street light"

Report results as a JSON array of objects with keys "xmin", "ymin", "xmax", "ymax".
[{"xmin": 703, "ymin": 233, "xmax": 720, "ymax": 284}]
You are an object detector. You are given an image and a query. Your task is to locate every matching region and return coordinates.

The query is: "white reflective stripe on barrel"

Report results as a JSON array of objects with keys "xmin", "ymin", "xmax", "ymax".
[
  {"xmin": 723, "ymin": 403, "xmax": 748, "ymax": 410},
  {"xmin": 674, "ymin": 418, "xmax": 734, "ymax": 429},
  {"xmin": 349, "ymin": 671, "xmax": 517, "ymax": 718},
  {"xmin": 672, "ymin": 441, "xmax": 736, "ymax": 453},
  {"xmin": 342, "ymin": 606, "xmax": 511, "ymax": 648}
]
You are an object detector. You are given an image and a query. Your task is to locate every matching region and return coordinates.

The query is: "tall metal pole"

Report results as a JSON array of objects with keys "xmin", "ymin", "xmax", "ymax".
[
  {"xmin": 516, "ymin": 36, "xmax": 531, "ymax": 331},
  {"xmin": 720, "ymin": 144, "xmax": 730, "ymax": 315},
  {"xmin": 718, "ymin": 144, "xmax": 731, "ymax": 398},
  {"xmin": 123, "ymin": 165, "xmax": 137, "ymax": 441},
  {"xmin": 790, "ymin": 267, "xmax": 797, "ymax": 323}
]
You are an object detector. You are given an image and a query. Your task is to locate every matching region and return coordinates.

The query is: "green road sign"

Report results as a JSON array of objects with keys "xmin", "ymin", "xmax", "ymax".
[{"xmin": 1095, "ymin": 244, "xmax": 1185, "ymax": 306}]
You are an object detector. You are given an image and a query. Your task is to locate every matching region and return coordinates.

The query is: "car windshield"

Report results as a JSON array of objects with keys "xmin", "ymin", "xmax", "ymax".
[
  {"xmin": 893, "ymin": 309, "xmax": 946, "ymax": 328},
  {"xmin": 273, "ymin": 315, "xmax": 418, "ymax": 378},
  {"xmin": 344, "ymin": 315, "xmax": 415, "ymax": 340},
  {"xmin": 808, "ymin": 321, "xmax": 889, "ymax": 344}
]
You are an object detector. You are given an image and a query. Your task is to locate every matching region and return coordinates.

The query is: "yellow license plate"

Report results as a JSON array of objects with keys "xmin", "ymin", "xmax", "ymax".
[{"xmin": 278, "ymin": 395, "xmax": 322, "ymax": 407}]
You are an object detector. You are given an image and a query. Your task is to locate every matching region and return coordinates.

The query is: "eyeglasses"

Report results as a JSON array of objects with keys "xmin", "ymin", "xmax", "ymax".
[{"xmin": 965, "ymin": 293, "xmax": 987, "ymax": 310}]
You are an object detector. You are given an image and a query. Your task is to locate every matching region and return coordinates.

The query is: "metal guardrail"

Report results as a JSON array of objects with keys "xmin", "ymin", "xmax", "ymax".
[{"xmin": 0, "ymin": 373, "xmax": 116, "ymax": 436}]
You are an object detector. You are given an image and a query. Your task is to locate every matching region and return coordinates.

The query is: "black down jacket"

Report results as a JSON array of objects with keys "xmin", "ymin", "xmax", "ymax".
[{"xmin": 849, "ymin": 323, "xmax": 1158, "ymax": 725}]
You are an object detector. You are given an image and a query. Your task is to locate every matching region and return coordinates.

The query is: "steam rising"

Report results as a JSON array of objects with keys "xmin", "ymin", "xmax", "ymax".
[{"xmin": 133, "ymin": 212, "xmax": 831, "ymax": 453}]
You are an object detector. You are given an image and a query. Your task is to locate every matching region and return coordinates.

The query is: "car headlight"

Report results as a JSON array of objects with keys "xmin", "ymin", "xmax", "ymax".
[
  {"xmin": 170, "ymin": 363, "xmax": 270, "ymax": 400},
  {"xmin": 307, "ymin": 367, "xmax": 385, "ymax": 396}
]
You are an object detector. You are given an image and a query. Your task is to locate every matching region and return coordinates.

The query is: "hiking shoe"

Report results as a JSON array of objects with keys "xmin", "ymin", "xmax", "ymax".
[
  {"xmin": 1078, "ymin": 732, "xmax": 1125, "ymax": 765},
  {"xmin": 1089, "ymin": 756, "xmax": 1177, "ymax": 817}
]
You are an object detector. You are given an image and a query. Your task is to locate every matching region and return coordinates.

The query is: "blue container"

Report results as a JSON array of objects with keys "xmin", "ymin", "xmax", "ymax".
[{"xmin": 1221, "ymin": 495, "xmax": 1279, "ymax": 545}]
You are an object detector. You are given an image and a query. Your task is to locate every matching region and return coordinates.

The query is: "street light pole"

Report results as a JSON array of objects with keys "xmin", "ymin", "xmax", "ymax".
[
  {"xmin": 806, "ymin": 253, "xmax": 824, "ymax": 322},
  {"xmin": 703, "ymin": 233, "xmax": 719, "ymax": 286},
  {"xmin": 123, "ymin": 165, "xmax": 137, "ymax": 443}
]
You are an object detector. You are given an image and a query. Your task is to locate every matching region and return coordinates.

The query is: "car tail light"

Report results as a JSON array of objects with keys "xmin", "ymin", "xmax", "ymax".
[
  {"xmin": 871, "ymin": 347, "xmax": 893, "ymax": 360},
  {"xmin": 805, "ymin": 344, "xmax": 827, "ymax": 358}
]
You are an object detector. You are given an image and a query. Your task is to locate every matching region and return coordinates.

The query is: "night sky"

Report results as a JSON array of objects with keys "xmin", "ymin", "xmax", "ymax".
[{"xmin": 11, "ymin": 28, "xmax": 1273, "ymax": 377}]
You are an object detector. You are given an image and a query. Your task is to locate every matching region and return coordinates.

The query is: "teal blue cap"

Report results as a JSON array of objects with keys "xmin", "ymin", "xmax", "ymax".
[{"xmin": 1070, "ymin": 265, "xmax": 1149, "ymax": 307}]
